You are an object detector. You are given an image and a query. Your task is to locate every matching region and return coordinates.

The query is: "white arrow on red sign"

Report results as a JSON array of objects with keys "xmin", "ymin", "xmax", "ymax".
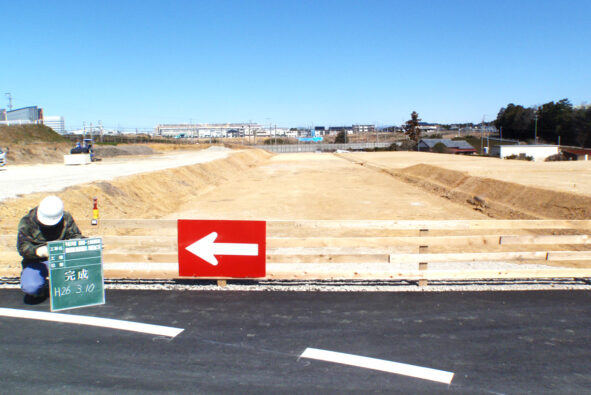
[{"xmin": 185, "ymin": 232, "xmax": 259, "ymax": 266}]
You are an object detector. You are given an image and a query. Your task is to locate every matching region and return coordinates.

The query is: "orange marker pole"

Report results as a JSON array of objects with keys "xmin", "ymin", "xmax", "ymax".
[{"xmin": 91, "ymin": 198, "xmax": 99, "ymax": 225}]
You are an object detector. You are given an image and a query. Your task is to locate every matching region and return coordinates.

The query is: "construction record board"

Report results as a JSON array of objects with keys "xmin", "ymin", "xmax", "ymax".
[{"xmin": 48, "ymin": 237, "xmax": 105, "ymax": 311}]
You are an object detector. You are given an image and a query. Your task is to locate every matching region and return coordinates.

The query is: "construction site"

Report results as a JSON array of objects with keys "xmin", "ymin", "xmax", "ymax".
[{"xmin": 1, "ymin": 139, "xmax": 591, "ymax": 287}]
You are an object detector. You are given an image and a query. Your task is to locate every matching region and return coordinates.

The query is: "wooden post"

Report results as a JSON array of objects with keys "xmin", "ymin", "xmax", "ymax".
[{"xmin": 419, "ymin": 228, "xmax": 429, "ymax": 287}]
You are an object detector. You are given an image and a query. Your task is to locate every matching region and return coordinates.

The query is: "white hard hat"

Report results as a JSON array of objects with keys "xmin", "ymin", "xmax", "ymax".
[{"xmin": 37, "ymin": 195, "xmax": 64, "ymax": 226}]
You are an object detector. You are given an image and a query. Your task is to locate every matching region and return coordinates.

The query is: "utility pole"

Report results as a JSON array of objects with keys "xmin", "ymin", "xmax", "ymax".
[
  {"xmin": 480, "ymin": 115, "xmax": 487, "ymax": 155},
  {"xmin": 4, "ymin": 93, "xmax": 13, "ymax": 111},
  {"xmin": 534, "ymin": 113, "xmax": 538, "ymax": 144},
  {"xmin": 375, "ymin": 124, "xmax": 378, "ymax": 145}
]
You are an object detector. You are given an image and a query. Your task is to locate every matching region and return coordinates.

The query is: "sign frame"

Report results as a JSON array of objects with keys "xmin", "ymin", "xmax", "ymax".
[
  {"xmin": 48, "ymin": 237, "xmax": 105, "ymax": 312},
  {"xmin": 178, "ymin": 219, "xmax": 266, "ymax": 278}
]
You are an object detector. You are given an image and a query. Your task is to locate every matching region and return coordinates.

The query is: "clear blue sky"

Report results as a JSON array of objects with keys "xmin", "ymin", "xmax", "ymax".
[{"xmin": 1, "ymin": 0, "xmax": 589, "ymax": 130}]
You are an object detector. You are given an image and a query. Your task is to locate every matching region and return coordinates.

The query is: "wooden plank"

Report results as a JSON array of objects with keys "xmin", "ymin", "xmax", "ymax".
[
  {"xmin": 100, "ymin": 235, "xmax": 504, "ymax": 248},
  {"xmin": 268, "ymin": 219, "xmax": 591, "ymax": 230},
  {"xmin": 103, "ymin": 252, "xmax": 391, "ymax": 264},
  {"xmin": 547, "ymin": 251, "xmax": 591, "ymax": 261},
  {"xmin": 501, "ymin": 235, "xmax": 591, "ymax": 245},
  {"xmin": 2, "ymin": 261, "xmax": 588, "ymax": 280},
  {"xmin": 94, "ymin": 219, "xmax": 591, "ymax": 231},
  {"xmin": 104, "ymin": 253, "xmax": 178, "ymax": 263},
  {"xmin": 97, "ymin": 219, "xmax": 177, "ymax": 229},
  {"xmin": 101, "ymin": 235, "xmax": 177, "ymax": 249},
  {"xmin": 390, "ymin": 251, "xmax": 551, "ymax": 263},
  {"xmin": 265, "ymin": 265, "xmax": 591, "ymax": 280}
]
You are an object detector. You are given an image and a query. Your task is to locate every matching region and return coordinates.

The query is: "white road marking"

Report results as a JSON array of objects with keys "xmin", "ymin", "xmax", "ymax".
[
  {"xmin": 0, "ymin": 308, "xmax": 184, "ymax": 338},
  {"xmin": 300, "ymin": 347, "xmax": 454, "ymax": 384}
]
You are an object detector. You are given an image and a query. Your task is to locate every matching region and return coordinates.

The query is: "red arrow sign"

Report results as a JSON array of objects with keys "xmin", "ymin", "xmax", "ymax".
[{"xmin": 178, "ymin": 219, "xmax": 266, "ymax": 278}]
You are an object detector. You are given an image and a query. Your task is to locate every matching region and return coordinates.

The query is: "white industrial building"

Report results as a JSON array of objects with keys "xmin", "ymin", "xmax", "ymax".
[
  {"xmin": 154, "ymin": 123, "xmax": 263, "ymax": 138},
  {"xmin": 491, "ymin": 144, "xmax": 559, "ymax": 161},
  {"xmin": 43, "ymin": 116, "xmax": 66, "ymax": 134}
]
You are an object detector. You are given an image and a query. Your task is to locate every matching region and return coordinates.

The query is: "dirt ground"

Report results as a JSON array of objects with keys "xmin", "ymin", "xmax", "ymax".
[
  {"xmin": 2, "ymin": 148, "xmax": 590, "ymax": 229},
  {"xmin": 338, "ymin": 152, "xmax": 591, "ymax": 220},
  {"xmin": 1, "ymin": 148, "xmax": 590, "ymax": 272},
  {"xmin": 169, "ymin": 152, "xmax": 488, "ymax": 221},
  {"xmin": 344, "ymin": 151, "xmax": 591, "ymax": 196}
]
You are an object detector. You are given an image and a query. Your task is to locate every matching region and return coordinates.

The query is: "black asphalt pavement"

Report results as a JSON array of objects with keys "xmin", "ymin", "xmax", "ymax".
[{"xmin": 1, "ymin": 289, "xmax": 590, "ymax": 394}]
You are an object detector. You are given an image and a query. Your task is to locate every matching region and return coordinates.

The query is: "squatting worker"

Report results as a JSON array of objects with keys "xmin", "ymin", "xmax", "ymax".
[{"xmin": 17, "ymin": 195, "xmax": 83, "ymax": 298}]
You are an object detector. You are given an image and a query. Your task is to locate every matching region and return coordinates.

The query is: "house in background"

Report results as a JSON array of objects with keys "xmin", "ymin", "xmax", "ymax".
[
  {"xmin": 418, "ymin": 139, "xmax": 477, "ymax": 155},
  {"xmin": 490, "ymin": 145, "xmax": 559, "ymax": 161},
  {"xmin": 560, "ymin": 147, "xmax": 591, "ymax": 160}
]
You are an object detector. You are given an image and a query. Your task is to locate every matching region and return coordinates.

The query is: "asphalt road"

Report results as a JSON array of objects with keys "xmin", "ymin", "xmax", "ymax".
[
  {"xmin": 0, "ymin": 148, "xmax": 231, "ymax": 202},
  {"xmin": 1, "ymin": 289, "xmax": 590, "ymax": 394}
]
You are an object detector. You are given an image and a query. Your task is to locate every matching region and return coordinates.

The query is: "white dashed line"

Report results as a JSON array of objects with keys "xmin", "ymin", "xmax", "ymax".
[
  {"xmin": 300, "ymin": 347, "xmax": 454, "ymax": 384},
  {"xmin": 0, "ymin": 308, "xmax": 184, "ymax": 338}
]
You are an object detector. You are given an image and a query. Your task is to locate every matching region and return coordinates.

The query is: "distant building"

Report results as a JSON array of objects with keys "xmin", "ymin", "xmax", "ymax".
[
  {"xmin": 352, "ymin": 124, "xmax": 375, "ymax": 133},
  {"xmin": 418, "ymin": 124, "xmax": 439, "ymax": 133},
  {"xmin": 418, "ymin": 139, "xmax": 477, "ymax": 155},
  {"xmin": 328, "ymin": 126, "xmax": 353, "ymax": 136},
  {"xmin": 7, "ymin": 106, "xmax": 43, "ymax": 122},
  {"xmin": 561, "ymin": 148, "xmax": 591, "ymax": 161},
  {"xmin": 43, "ymin": 116, "xmax": 66, "ymax": 134},
  {"xmin": 490, "ymin": 144, "xmax": 559, "ymax": 161},
  {"xmin": 0, "ymin": 106, "xmax": 44, "ymax": 125},
  {"xmin": 154, "ymin": 123, "xmax": 261, "ymax": 138},
  {"xmin": 314, "ymin": 126, "xmax": 328, "ymax": 136}
]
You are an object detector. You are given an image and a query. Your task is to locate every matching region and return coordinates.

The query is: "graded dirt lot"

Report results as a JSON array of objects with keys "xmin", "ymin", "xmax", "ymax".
[
  {"xmin": 342, "ymin": 151, "xmax": 591, "ymax": 196},
  {"xmin": 170, "ymin": 152, "xmax": 488, "ymax": 221},
  {"xmin": 338, "ymin": 151, "xmax": 591, "ymax": 220},
  {"xmin": 1, "ymin": 147, "xmax": 590, "ymax": 273}
]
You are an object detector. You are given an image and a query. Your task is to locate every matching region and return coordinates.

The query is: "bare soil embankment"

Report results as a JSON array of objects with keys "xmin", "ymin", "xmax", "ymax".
[
  {"xmin": 339, "ymin": 152, "xmax": 591, "ymax": 220},
  {"xmin": 396, "ymin": 164, "xmax": 591, "ymax": 220},
  {"xmin": 0, "ymin": 149, "xmax": 271, "ymax": 233}
]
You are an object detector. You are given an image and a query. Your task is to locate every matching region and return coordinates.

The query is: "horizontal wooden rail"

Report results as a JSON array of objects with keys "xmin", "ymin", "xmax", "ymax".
[
  {"xmin": 500, "ymin": 235, "xmax": 591, "ymax": 245},
  {"xmin": 390, "ymin": 251, "xmax": 591, "ymax": 264},
  {"xmin": 2, "ymin": 219, "xmax": 591, "ymax": 282},
  {"xmin": 95, "ymin": 219, "xmax": 591, "ymax": 230}
]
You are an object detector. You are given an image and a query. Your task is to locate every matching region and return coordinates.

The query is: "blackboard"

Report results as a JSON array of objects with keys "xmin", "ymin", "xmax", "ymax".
[{"xmin": 48, "ymin": 237, "xmax": 105, "ymax": 311}]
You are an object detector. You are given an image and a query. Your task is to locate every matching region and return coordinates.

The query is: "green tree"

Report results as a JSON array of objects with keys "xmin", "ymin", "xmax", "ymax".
[
  {"xmin": 537, "ymin": 99, "xmax": 573, "ymax": 144},
  {"xmin": 432, "ymin": 142, "xmax": 448, "ymax": 153},
  {"xmin": 495, "ymin": 98, "xmax": 591, "ymax": 147},
  {"xmin": 404, "ymin": 111, "xmax": 421, "ymax": 144},
  {"xmin": 494, "ymin": 104, "xmax": 534, "ymax": 141},
  {"xmin": 334, "ymin": 131, "xmax": 347, "ymax": 144}
]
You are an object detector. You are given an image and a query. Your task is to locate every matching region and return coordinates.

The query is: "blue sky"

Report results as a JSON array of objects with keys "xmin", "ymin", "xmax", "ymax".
[{"xmin": 1, "ymin": 0, "xmax": 589, "ymax": 130}]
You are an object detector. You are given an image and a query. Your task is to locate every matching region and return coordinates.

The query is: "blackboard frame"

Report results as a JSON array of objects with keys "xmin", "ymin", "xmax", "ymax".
[{"xmin": 48, "ymin": 237, "xmax": 105, "ymax": 312}]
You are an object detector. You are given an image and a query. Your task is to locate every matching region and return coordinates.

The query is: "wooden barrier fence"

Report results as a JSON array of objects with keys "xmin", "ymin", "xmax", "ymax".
[{"xmin": 2, "ymin": 219, "xmax": 591, "ymax": 283}]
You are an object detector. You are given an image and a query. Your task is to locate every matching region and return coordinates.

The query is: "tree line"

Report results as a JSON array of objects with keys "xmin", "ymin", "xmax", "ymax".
[{"xmin": 495, "ymin": 99, "xmax": 591, "ymax": 147}]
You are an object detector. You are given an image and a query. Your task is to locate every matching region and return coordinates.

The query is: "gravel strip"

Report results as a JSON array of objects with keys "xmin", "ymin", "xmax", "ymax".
[{"xmin": 1, "ymin": 277, "xmax": 589, "ymax": 292}]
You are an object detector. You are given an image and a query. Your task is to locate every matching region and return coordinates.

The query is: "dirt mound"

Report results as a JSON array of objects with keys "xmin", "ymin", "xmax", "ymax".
[
  {"xmin": 0, "ymin": 124, "xmax": 67, "ymax": 144},
  {"xmin": 94, "ymin": 145, "xmax": 156, "ymax": 158},
  {"xmin": 2, "ymin": 142, "xmax": 73, "ymax": 164},
  {"xmin": 396, "ymin": 164, "xmax": 591, "ymax": 219},
  {"xmin": 0, "ymin": 149, "xmax": 271, "ymax": 234}
]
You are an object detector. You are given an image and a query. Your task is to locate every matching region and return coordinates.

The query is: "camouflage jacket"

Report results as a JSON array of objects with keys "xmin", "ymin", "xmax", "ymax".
[{"xmin": 17, "ymin": 207, "xmax": 83, "ymax": 267}]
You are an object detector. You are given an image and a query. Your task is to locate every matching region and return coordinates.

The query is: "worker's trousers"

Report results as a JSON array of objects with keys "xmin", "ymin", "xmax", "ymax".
[{"xmin": 20, "ymin": 261, "xmax": 49, "ymax": 296}]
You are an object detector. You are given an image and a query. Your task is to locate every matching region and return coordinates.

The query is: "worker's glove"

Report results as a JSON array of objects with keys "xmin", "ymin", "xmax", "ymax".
[{"xmin": 35, "ymin": 245, "xmax": 48, "ymax": 258}]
